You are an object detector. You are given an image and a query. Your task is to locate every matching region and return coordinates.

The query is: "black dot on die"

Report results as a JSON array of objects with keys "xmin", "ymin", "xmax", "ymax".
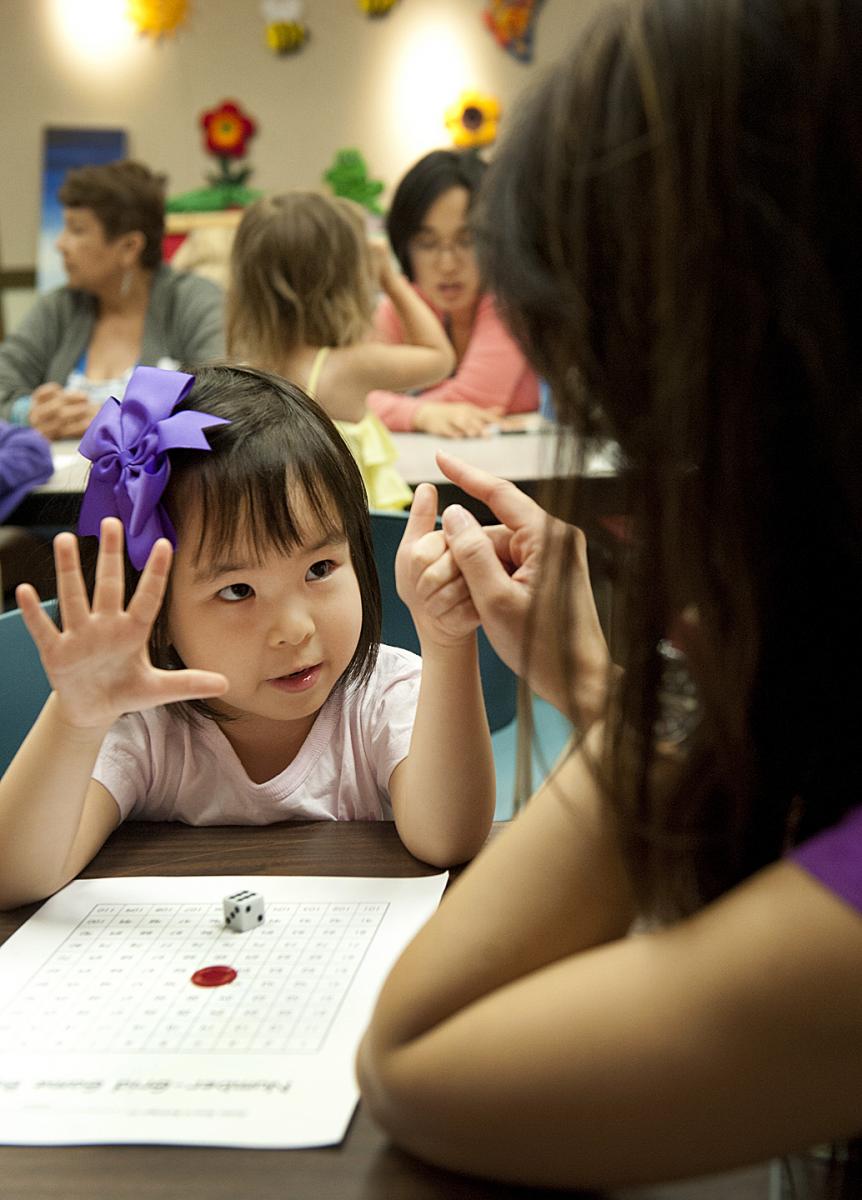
[
  {"xmin": 245, "ymin": 905, "xmax": 252, "ymax": 913},
  {"xmin": 257, "ymin": 915, "xmax": 263, "ymax": 922}
]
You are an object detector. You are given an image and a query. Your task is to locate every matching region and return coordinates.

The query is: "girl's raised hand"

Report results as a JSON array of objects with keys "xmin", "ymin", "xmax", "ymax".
[
  {"xmin": 395, "ymin": 483, "xmax": 480, "ymax": 649},
  {"xmin": 437, "ymin": 453, "xmax": 611, "ymax": 726},
  {"xmin": 15, "ymin": 518, "xmax": 228, "ymax": 732}
]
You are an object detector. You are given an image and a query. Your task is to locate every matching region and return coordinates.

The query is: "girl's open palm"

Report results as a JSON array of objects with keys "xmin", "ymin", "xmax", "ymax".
[{"xmin": 15, "ymin": 518, "xmax": 228, "ymax": 732}]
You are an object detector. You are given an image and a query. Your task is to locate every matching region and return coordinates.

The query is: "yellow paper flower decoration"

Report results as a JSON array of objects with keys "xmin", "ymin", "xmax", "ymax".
[
  {"xmin": 445, "ymin": 90, "xmax": 502, "ymax": 149},
  {"xmin": 127, "ymin": 0, "xmax": 190, "ymax": 38}
]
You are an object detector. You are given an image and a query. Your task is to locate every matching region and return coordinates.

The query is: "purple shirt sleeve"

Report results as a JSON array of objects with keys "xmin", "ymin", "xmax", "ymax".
[
  {"xmin": 791, "ymin": 805, "xmax": 862, "ymax": 912},
  {"xmin": 0, "ymin": 421, "xmax": 53, "ymax": 521}
]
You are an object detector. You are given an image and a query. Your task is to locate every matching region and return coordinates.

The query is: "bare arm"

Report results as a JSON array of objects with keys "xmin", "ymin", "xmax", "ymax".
[
  {"xmin": 359, "ymin": 739, "xmax": 862, "ymax": 1189},
  {"xmin": 387, "ymin": 484, "xmax": 494, "ymax": 867},
  {"xmin": 341, "ymin": 265, "xmax": 455, "ymax": 400},
  {"xmin": 367, "ymin": 295, "xmax": 526, "ymax": 435},
  {"xmin": 0, "ymin": 520, "xmax": 227, "ymax": 909},
  {"xmin": 315, "ymin": 257, "xmax": 455, "ymax": 423}
]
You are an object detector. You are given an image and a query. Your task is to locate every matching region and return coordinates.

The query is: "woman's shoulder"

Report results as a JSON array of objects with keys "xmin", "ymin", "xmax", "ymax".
[{"xmin": 471, "ymin": 291, "xmax": 511, "ymax": 330}]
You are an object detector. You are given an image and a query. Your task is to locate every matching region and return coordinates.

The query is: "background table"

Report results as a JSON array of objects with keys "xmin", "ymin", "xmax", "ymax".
[
  {"xmin": 7, "ymin": 427, "xmax": 623, "ymax": 528},
  {"xmin": 0, "ymin": 820, "xmax": 778, "ymax": 1200}
]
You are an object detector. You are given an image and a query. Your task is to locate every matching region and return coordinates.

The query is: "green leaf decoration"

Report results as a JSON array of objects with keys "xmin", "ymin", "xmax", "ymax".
[
  {"xmin": 166, "ymin": 183, "xmax": 263, "ymax": 213},
  {"xmin": 323, "ymin": 148, "xmax": 385, "ymax": 216}
]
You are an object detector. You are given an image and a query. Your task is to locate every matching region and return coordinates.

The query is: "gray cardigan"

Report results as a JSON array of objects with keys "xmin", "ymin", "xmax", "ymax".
[{"xmin": 0, "ymin": 265, "xmax": 225, "ymax": 419}]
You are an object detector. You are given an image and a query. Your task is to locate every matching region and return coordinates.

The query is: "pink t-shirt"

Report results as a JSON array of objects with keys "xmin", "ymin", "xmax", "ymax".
[
  {"xmin": 93, "ymin": 645, "xmax": 421, "ymax": 825},
  {"xmin": 367, "ymin": 290, "xmax": 539, "ymax": 431}
]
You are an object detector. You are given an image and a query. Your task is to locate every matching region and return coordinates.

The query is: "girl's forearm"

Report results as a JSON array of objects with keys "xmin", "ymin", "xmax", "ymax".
[
  {"xmin": 393, "ymin": 637, "xmax": 495, "ymax": 867},
  {"xmin": 382, "ymin": 273, "xmax": 455, "ymax": 363},
  {"xmin": 0, "ymin": 693, "xmax": 109, "ymax": 907}
]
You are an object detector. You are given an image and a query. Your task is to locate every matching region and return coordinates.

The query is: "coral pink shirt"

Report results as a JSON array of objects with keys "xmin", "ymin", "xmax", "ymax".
[{"xmin": 368, "ymin": 291, "xmax": 539, "ymax": 432}]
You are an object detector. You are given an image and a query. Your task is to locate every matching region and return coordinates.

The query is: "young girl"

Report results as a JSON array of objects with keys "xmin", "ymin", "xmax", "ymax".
[
  {"xmin": 359, "ymin": 0, "xmax": 862, "ymax": 1195},
  {"xmin": 0, "ymin": 364, "xmax": 494, "ymax": 911},
  {"xmin": 227, "ymin": 191, "xmax": 455, "ymax": 511}
]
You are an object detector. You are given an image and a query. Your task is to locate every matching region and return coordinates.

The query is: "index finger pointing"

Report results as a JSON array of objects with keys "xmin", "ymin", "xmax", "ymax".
[
  {"xmin": 435, "ymin": 452, "xmax": 542, "ymax": 531},
  {"xmin": 400, "ymin": 482, "xmax": 438, "ymax": 548}
]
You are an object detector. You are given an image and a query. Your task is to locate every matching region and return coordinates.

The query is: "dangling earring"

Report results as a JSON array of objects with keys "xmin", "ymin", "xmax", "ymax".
[{"xmin": 120, "ymin": 268, "xmax": 132, "ymax": 299}]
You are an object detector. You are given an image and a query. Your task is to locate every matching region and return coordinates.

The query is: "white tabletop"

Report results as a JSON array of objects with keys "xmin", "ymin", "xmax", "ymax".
[
  {"xmin": 391, "ymin": 428, "xmax": 618, "ymax": 486},
  {"xmin": 40, "ymin": 425, "xmax": 618, "ymax": 495}
]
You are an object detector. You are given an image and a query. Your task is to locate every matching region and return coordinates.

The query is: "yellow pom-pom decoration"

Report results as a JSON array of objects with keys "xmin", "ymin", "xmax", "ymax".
[
  {"xmin": 266, "ymin": 21, "xmax": 307, "ymax": 53},
  {"xmin": 126, "ymin": 0, "xmax": 189, "ymax": 38},
  {"xmin": 357, "ymin": 0, "xmax": 399, "ymax": 15}
]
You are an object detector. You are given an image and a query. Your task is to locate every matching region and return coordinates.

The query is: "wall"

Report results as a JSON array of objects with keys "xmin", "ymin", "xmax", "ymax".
[{"xmin": 0, "ymin": 0, "xmax": 608, "ymax": 273}]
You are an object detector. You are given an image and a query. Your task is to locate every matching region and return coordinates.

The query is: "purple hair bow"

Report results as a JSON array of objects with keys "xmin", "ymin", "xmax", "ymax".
[{"xmin": 78, "ymin": 366, "xmax": 229, "ymax": 570}]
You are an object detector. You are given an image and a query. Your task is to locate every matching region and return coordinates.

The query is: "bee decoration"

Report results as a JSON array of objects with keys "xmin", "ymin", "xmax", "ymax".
[
  {"xmin": 262, "ymin": 0, "xmax": 309, "ymax": 54},
  {"xmin": 357, "ymin": 0, "xmax": 399, "ymax": 15}
]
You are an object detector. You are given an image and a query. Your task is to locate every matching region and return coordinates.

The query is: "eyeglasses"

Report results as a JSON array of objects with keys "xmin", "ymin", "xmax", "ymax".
[{"xmin": 409, "ymin": 229, "xmax": 476, "ymax": 263}]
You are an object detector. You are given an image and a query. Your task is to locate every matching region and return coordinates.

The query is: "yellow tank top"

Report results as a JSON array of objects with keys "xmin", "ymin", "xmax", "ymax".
[{"xmin": 306, "ymin": 347, "xmax": 412, "ymax": 512}]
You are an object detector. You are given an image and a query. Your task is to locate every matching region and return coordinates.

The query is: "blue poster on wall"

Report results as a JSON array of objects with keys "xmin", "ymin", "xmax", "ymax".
[{"xmin": 37, "ymin": 127, "xmax": 127, "ymax": 293}]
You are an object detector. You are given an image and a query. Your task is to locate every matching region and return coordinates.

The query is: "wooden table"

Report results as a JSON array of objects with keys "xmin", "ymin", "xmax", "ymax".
[{"xmin": 0, "ymin": 820, "xmax": 777, "ymax": 1200}]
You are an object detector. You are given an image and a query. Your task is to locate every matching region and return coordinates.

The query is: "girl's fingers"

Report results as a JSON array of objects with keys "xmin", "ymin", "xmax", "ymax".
[
  {"xmin": 92, "ymin": 518, "xmax": 127, "ymax": 614},
  {"xmin": 427, "ymin": 576, "xmax": 472, "ymax": 615},
  {"xmin": 153, "ymin": 668, "xmax": 228, "ymax": 707},
  {"xmin": 15, "ymin": 583, "xmax": 60, "ymax": 657},
  {"xmin": 52, "ymin": 531, "xmax": 91, "ymax": 629},
  {"xmin": 127, "ymin": 539, "xmax": 174, "ymax": 626}
]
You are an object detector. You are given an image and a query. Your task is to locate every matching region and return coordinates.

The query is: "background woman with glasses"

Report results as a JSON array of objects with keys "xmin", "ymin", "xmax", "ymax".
[{"xmin": 368, "ymin": 149, "xmax": 539, "ymax": 438}]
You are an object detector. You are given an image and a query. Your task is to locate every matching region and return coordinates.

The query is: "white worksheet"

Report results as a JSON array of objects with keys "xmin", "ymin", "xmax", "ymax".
[{"xmin": 0, "ymin": 873, "xmax": 447, "ymax": 1148}]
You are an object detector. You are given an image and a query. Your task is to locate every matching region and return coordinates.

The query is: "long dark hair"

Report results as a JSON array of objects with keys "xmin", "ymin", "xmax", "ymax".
[
  {"xmin": 481, "ymin": 5, "xmax": 862, "ymax": 1185},
  {"xmin": 482, "ymin": 0, "xmax": 862, "ymax": 914}
]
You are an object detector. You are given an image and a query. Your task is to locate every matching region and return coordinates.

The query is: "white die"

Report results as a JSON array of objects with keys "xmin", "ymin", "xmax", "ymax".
[{"xmin": 223, "ymin": 889, "xmax": 265, "ymax": 932}]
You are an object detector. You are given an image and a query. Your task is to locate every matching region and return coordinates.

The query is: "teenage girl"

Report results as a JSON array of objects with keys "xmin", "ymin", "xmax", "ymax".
[
  {"xmin": 227, "ymin": 191, "xmax": 456, "ymax": 511},
  {"xmin": 358, "ymin": 0, "xmax": 862, "ymax": 1195},
  {"xmin": 0, "ymin": 364, "xmax": 494, "ymax": 910}
]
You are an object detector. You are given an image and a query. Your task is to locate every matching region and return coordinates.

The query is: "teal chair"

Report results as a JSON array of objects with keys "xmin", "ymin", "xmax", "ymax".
[
  {"xmin": 369, "ymin": 509, "xmax": 517, "ymax": 734},
  {"xmin": 0, "ymin": 600, "xmax": 57, "ymax": 774}
]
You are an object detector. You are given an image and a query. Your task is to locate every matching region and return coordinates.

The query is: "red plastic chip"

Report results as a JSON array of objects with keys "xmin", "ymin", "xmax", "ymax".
[{"xmin": 191, "ymin": 965, "xmax": 237, "ymax": 988}]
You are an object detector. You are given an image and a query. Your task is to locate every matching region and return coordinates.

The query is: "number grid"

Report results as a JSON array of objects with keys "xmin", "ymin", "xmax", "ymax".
[{"xmin": 0, "ymin": 899, "xmax": 388, "ymax": 1055}]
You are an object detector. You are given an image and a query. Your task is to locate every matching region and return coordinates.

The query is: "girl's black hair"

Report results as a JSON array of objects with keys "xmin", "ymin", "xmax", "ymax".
[{"xmin": 386, "ymin": 149, "xmax": 487, "ymax": 278}]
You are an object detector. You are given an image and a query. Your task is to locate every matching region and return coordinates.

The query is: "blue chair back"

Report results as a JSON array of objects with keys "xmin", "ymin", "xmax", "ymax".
[
  {"xmin": 0, "ymin": 600, "xmax": 57, "ymax": 774},
  {"xmin": 369, "ymin": 509, "xmax": 516, "ymax": 733}
]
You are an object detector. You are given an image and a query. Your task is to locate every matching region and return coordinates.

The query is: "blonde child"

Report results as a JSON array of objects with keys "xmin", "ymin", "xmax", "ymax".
[
  {"xmin": 0, "ymin": 364, "xmax": 494, "ymax": 910},
  {"xmin": 227, "ymin": 192, "xmax": 456, "ymax": 511}
]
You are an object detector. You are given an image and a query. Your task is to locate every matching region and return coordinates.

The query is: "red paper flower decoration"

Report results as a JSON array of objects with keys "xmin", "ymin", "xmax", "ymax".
[{"xmin": 200, "ymin": 101, "xmax": 257, "ymax": 160}]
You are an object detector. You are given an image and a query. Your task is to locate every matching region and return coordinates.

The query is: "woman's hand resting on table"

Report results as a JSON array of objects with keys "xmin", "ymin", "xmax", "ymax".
[
  {"xmin": 29, "ymin": 382, "xmax": 100, "ymax": 441},
  {"xmin": 413, "ymin": 401, "xmax": 502, "ymax": 439},
  {"xmin": 437, "ymin": 452, "xmax": 611, "ymax": 727}
]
